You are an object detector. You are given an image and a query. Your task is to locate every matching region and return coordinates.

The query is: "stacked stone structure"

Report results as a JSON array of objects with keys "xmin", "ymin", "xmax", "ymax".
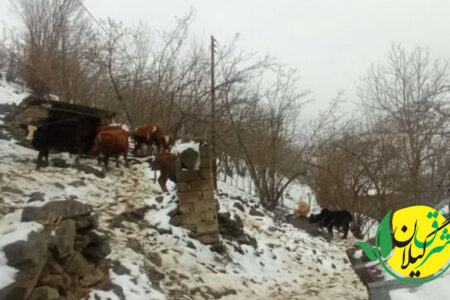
[{"xmin": 176, "ymin": 143, "xmax": 219, "ymax": 244}]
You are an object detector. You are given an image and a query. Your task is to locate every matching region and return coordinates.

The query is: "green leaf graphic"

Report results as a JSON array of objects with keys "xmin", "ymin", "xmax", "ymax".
[
  {"xmin": 377, "ymin": 210, "xmax": 393, "ymax": 258},
  {"xmin": 355, "ymin": 241, "xmax": 377, "ymax": 261}
]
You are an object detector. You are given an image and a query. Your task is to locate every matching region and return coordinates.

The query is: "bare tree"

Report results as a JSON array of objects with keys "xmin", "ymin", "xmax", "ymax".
[
  {"xmin": 359, "ymin": 44, "xmax": 450, "ymax": 203},
  {"xmin": 10, "ymin": 0, "xmax": 97, "ymax": 100}
]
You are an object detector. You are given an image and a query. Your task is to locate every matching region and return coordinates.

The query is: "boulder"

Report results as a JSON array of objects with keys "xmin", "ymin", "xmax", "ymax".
[
  {"xmin": 75, "ymin": 215, "xmax": 98, "ymax": 233},
  {"xmin": 72, "ymin": 164, "xmax": 105, "ymax": 178},
  {"xmin": 65, "ymin": 252, "xmax": 95, "ymax": 277},
  {"xmin": 38, "ymin": 273, "xmax": 70, "ymax": 291},
  {"xmin": 0, "ymin": 230, "xmax": 50, "ymax": 300},
  {"xmin": 79, "ymin": 268, "xmax": 105, "ymax": 287},
  {"xmin": 28, "ymin": 286, "xmax": 59, "ymax": 300},
  {"xmin": 74, "ymin": 234, "xmax": 91, "ymax": 251},
  {"xmin": 3, "ymin": 230, "xmax": 50, "ymax": 268},
  {"xmin": 87, "ymin": 230, "xmax": 108, "ymax": 245},
  {"xmin": 249, "ymin": 207, "xmax": 264, "ymax": 217},
  {"xmin": 53, "ymin": 220, "xmax": 76, "ymax": 259},
  {"xmin": 28, "ymin": 192, "xmax": 45, "ymax": 203},
  {"xmin": 82, "ymin": 243, "xmax": 111, "ymax": 262},
  {"xmin": 22, "ymin": 200, "xmax": 92, "ymax": 222},
  {"xmin": 51, "ymin": 158, "xmax": 70, "ymax": 168},
  {"xmin": 180, "ymin": 148, "xmax": 199, "ymax": 170},
  {"xmin": 68, "ymin": 180, "xmax": 85, "ymax": 187}
]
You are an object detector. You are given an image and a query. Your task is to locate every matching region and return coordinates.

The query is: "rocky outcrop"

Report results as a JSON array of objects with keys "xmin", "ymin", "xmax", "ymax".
[{"xmin": 0, "ymin": 200, "xmax": 112, "ymax": 300}]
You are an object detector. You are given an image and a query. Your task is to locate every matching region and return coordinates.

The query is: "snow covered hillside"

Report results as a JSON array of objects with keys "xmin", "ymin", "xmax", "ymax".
[
  {"xmin": 0, "ymin": 139, "xmax": 368, "ymax": 299},
  {"xmin": 0, "ymin": 74, "xmax": 29, "ymax": 106},
  {"xmin": 0, "ymin": 78, "xmax": 368, "ymax": 299}
]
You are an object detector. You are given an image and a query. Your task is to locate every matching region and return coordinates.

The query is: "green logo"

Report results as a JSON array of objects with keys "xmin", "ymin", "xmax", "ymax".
[{"xmin": 355, "ymin": 204, "xmax": 450, "ymax": 283}]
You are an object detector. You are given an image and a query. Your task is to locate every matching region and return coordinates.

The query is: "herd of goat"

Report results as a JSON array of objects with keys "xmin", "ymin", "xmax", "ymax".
[{"xmin": 22, "ymin": 117, "xmax": 177, "ymax": 192}]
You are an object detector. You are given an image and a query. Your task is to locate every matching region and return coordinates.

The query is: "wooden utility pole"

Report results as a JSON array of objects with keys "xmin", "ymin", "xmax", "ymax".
[{"xmin": 210, "ymin": 35, "xmax": 217, "ymax": 190}]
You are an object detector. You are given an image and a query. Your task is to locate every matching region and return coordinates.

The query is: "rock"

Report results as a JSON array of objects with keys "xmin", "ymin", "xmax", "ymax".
[
  {"xmin": 0, "ymin": 229, "xmax": 51, "ymax": 300},
  {"xmin": 80, "ymin": 268, "xmax": 105, "ymax": 287},
  {"xmin": 28, "ymin": 286, "xmax": 60, "ymax": 300},
  {"xmin": 68, "ymin": 180, "xmax": 85, "ymax": 187},
  {"xmin": 48, "ymin": 260, "xmax": 64, "ymax": 275},
  {"xmin": 210, "ymin": 242, "xmax": 227, "ymax": 254},
  {"xmin": 144, "ymin": 262, "xmax": 165, "ymax": 287},
  {"xmin": 51, "ymin": 158, "xmax": 70, "ymax": 168},
  {"xmin": 3, "ymin": 230, "xmax": 50, "ymax": 267},
  {"xmin": 38, "ymin": 273, "xmax": 69, "ymax": 291},
  {"xmin": 1, "ymin": 186, "xmax": 24, "ymax": 195},
  {"xmin": 127, "ymin": 239, "xmax": 143, "ymax": 254},
  {"xmin": 179, "ymin": 148, "xmax": 199, "ymax": 170},
  {"xmin": 218, "ymin": 213, "xmax": 244, "ymax": 238},
  {"xmin": 113, "ymin": 207, "xmax": 150, "ymax": 226},
  {"xmin": 72, "ymin": 164, "xmax": 105, "ymax": 178},
  {"xmin": 65, "ymin": 252, "xmax": 95, "ymax": 277},
  {"xmin": 28, "ymin": 192, "xmax": 45, "ymax": 203},
  {"xmin": 217, "ymin": 212, "xmax": 257, "ymax": 249},
  {"xmin": 54, "ymin": 182, "xmax": 65, "ymax": 190},
  {"xmin": 169, "ymin": 212, "xmax": 183, "ymax": 227},
  {"xmin": 75, "ymin": 215, "xmax": 98, "ymax": 233},
  {"xmin": 146, "ymin": 252, "xmax": 162, "ymax": 267},
  {"xmin": 54, "ymin": 220, "xmax": 76, "ymax": 259},
  {"xmin": 249, "ymin": 207, "xmax": 264, "ymax": 217},
  {"xmin": 156, "ymin": 227, "xmax": 172, "ymax": 235},
  {"xmin": 0, "ymin": 265, "xmax": 44, "ymax": 300},
  {"xmin": 230, "ymin": 195, "xmax": 243, "ymax": 201},
  {"xmin": 82, "ymin": 242, "xmax": 111, "ymax": 261},
  {"xmin": 233, "ymin": 202, "xmax": 245, "ymax": 212},
  {"xmin": 74, "ymin": 234, "xmax": 91, "ymax": 251},
  {"xmin": 186, "ymin": 241, "xmax": 196, "ymax": 250},
  {"xmin": 87, "ymin": 230, "xmax": 108, "ymax": 245},
  {"xmin": 22, "ymin": 200, "xmax": 92, "ymax": 222},
  {"xmin": 112, "ymin": 261, "xmax": 131, "ymax": 276},
  {"xmin": 63, "ymin": 292, "xmax": 79, "ymax": 300},
  {"xmin": 107, "ymin": 283, "xmax": 126, "ymax": 300}
]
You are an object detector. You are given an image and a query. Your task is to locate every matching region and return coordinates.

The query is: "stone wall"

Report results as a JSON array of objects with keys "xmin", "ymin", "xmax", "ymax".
[
  {"xmin": 0, "ymin": 200, "xmax": 112, "ymax": 300},
  {"xmin": 176, "ymin": 143, "xmax": 219, "ymax": 244}
]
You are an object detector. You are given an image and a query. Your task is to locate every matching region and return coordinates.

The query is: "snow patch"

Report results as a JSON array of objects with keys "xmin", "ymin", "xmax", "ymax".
[
  {"xmin": 0, "ymin": 75, "xmax": 28, "ymax": 105},
  {"xmin": 0, "ymin": 211, "xmax": 43, "ymax": 289}
]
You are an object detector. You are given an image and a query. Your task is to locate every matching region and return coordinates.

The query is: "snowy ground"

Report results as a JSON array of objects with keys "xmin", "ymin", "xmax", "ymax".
[
  {"xmin": 0, "ymin": 78, "xmax": 369, "ymax": 299},
  {"xmin": 0, "ymin": 74, "xmax": 29, "ymax": 105},
  {"xmin": 0, "ymin": 140, "xmax": 368, "ymax": 299},
  {"xmin": 389, "ymin": 271, "xmax": 450, "ymax": 300}
]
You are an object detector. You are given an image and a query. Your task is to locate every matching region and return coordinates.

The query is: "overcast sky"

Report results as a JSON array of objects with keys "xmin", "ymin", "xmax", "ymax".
[{"xmin": 1, "ymin": 0, "xmax": 450, "ymax": 115}]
